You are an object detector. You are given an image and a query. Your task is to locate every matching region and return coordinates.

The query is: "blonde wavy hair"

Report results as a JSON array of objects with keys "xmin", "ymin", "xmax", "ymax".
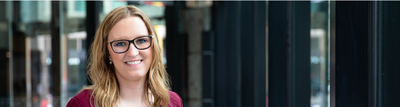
[{"xmin": 85, "ymin": 5, "xmax": 170, "ymax": 107}]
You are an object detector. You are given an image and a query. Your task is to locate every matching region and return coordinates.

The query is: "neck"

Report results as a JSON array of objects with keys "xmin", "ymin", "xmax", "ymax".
[{"xmin": 117, "ymin": 76, "xmax": 147, "ymax": 105}]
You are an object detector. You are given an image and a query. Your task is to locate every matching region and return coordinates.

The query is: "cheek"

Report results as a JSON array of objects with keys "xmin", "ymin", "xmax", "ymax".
[
  {"xmin": 148, "ymin": 47, "xmax": 154, "ymax": 59},
  {"xmin": 143, "ymin": 47, "xmax": 153, "ymax": 64},
  {"xmin": 144, "ymin": 49, "xmax": 153, "ymax": 60}
]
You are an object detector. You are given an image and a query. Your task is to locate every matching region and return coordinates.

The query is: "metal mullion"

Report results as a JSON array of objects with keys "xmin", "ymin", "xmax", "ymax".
[
  {"xmin": 288, "ymin": 1, "xmax": 311, "ymax": 107},
  {"xmin": 7, "ymin": 1, "xmax": 13, "ymax": 107},
  {"xmin": 252, "ymin": 2, "xmax": 266, "ymax": 107},
  {"xmin": 59, "ymin": 1, "xmax": 66, "ymax": 107},
  {"xmin": 240, "ymin": 2, "xmax": 255, "ymax": 107},
  {"xmin": 50, "ymin": 1, "xmax": 61, "ymax": 106},
  {"xmin": 368, "ymin": 1, "xmax": 379, "ymax": 107},
  {"xmin": 269, "ymin": 2, "xmax": 310, "ymax": 107},
  {"xmin": 335, "ymin": 2, "xmax": 369, "ymax": 106},
  {"xmin": 377, "ymin": 1, "xmax": 382, "ymax": 107},
  {"xmin": 214, "ymin": 2, "xmax": 227, "ymax": 107},
  {"xmin": 86, "ymin": 1, "xmax": 102, "ymax": 86},
  {"xmin": 225, "ymin": 2, "xmax": 241, "ymax": 107},
  {"xmin": 287, "ymin": 2, "xmax": 295, "ymax": 107},
  {"xmin": 202, "ymin": 31, "xmax": 215, "ymax": 107},
  {"xmin": 268, "ymin": 2, "xmax": 289, "ymax": 107},
  {"xmin": 329, "ymin": 1, "xmax": 336, "ymax": 107}
]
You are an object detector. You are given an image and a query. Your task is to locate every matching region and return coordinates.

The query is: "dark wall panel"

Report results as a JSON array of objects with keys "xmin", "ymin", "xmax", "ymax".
[{"xmin": 335, "ymin": 2, "xmax": 368, "ymax": 107}]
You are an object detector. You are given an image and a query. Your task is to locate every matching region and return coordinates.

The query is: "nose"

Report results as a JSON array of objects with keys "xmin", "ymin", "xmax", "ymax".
[{"xmin": 126, "ymin": 43, "xmax": 139, "ymax": 56}]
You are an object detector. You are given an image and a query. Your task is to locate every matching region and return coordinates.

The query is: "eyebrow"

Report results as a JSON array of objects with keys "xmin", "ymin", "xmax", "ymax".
[{"xmin": 110, "ymin": 35, "xmax": 151, "ymax": 41}]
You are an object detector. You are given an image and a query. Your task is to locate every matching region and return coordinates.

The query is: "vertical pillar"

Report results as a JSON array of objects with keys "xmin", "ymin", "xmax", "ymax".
[
  {"xmin": 240, "ymin": 2, "xmax": 266, "ymax": 107},
  {"xmin": 85, "ymin": 1, "xmax": 102, "ymax": 85},
  {"xmin": 335, "ymin": 2, "xmax": 368, "ymax": 107},
  {"xmin": 50, "ymin": 1, "xmax": 61, "ymax": 106},
  {"xmin": 268, "ymin": 1, "xmax": 310, "ymax": 107},
  {"xmin": 165, "ymin": 1, "xmax": 188, "ymax": 106},
  {"xmin": 213, "ymin": 2, "xmax": 242, "ymax": 107}
]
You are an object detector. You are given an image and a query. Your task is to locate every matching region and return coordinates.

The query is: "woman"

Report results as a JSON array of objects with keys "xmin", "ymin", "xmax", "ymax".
[{"xmin": 67, "ymin": 5, "xmax": 182, "ymax": 107}]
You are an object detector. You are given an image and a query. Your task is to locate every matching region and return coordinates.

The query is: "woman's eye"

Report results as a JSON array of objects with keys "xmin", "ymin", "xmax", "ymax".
[
  {"xmin": 137, "ymin": 39, "xmax": 147, "ymax": 44},
  {"xmin": 115, "ymin": 42, "xmax": 125, "ymax": 46}
]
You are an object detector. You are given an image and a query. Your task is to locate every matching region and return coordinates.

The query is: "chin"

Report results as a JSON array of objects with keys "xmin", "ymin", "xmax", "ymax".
[{"xmin": 126, "ymin": 70, "xmax": 148, "ymax": 79}]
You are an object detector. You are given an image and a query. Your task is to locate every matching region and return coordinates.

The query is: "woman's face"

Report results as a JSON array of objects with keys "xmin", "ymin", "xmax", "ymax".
[{"xmin": 107, "ymin": 16, "xmax": 153, "ymax": 81}]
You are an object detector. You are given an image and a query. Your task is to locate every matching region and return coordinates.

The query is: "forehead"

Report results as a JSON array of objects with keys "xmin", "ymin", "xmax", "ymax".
[{"xmin": 108, "ymin": 16, "xmax": 149, "ymax": 41}]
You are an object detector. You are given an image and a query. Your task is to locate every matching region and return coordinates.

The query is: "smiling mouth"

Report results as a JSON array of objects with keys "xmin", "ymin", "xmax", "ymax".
[{"xmin": 125, "ymin": 60, "xmax": 142, "ymax": 65}]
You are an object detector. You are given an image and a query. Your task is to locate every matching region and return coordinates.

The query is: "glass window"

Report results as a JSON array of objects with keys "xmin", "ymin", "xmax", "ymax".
[
  {"xmin": 11, "ymin": 1, "xmax": 54, "ymax": 107},
  {"xmin": 0, "ymin": 1, "xmax": 11, "ymax": 107},
  {"xmin": 74, "ymin": 1, "xmax": 85, "ymax": 12},
  {"xmin": 311, "ymin": 1, "xmax": 330, "ymax": 107},
  {"xmin": 100, "ymin": 1, "xmax": 127, "ymax": 24},
  {"xmin": 60, "ymin": 1, "xmax": 87, "ymax": 107}
]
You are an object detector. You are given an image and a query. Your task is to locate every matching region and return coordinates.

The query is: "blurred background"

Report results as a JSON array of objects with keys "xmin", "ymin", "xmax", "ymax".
[{"xmin": 1, "ymin": 1, "xmax": 400, "ymax": 107}]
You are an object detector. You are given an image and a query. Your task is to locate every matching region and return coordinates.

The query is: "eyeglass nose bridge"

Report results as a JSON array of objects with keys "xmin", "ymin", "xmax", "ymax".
[
  {"xmin": 127, "ymin": 39, "xmax": 136, "ymax": 49},
  {"xmin": 125, "ymin": 40, "xmax": 140, "ymax": 54}
]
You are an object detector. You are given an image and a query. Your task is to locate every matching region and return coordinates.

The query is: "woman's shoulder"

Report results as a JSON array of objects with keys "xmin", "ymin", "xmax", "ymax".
[
  {"xmin": 168, "ymin": 91, "xmax": 183, "ymax": 107},
  {"xmin": 66, "ymin": 89, "xmax": 94, "ymax": 107}
]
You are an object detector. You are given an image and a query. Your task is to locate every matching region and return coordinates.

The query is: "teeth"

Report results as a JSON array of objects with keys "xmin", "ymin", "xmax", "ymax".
[{"xmin": 126, "ymin": 60, "xmax": 141, "ymax": 65}]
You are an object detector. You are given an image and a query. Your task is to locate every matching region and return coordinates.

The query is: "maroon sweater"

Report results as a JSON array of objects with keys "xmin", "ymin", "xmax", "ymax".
[{"xmin": 66, "ymin": 90, "xmax": 182, "ymax": 107}]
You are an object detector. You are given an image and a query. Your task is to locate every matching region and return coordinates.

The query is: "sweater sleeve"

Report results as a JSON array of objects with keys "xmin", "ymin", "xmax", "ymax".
[{"xmin": 66, "ymin": 97, "xmax": 81, "ymax": 107}]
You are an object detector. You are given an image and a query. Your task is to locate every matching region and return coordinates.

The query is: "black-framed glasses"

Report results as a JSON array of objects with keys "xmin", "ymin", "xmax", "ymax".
[{"xmin": 109, "ymin": 35, "xmax": 153, "ymax": 54}]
